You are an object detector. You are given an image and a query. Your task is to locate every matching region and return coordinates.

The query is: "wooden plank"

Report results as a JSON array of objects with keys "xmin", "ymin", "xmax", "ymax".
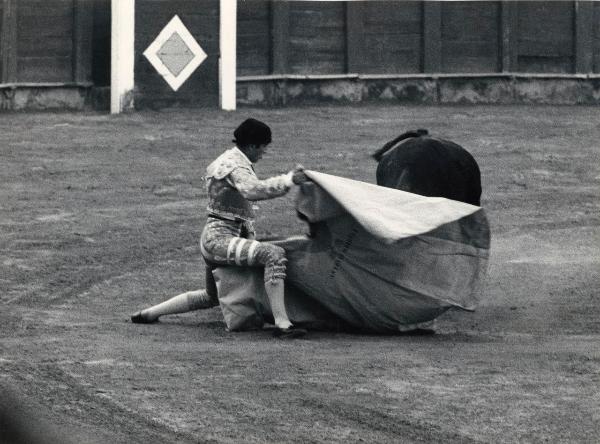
[
  {"xmin": 73, "ymin": 0, "xmax": 93, "ymax": 82},
  {"xmin": 238, "ymin": 18, "xmax": 270, "ymax": 30},
  {"xmin": 517, "ymin": 56, "xmax": 572, "ymax": 74},
  {"xmin": 17, "ymin": 56, "xmax": 73, "ymax": 82},
  {"xmin": 289, "ymin": 59, "xmax": 345, "ymax": 75},
  {"xmin": 238, "ymin": 52, "xmax": 270, "ymax": 66},
  {"xmin": 288, "ymin": 55, "xmax": 346, "ymax": 72},
  {"xmin": 595, "ymin": 3, "xmax": 600, "ymax": 73},
  {"xmin": 518, "ymin": 2, "xmax": 574, "ymax": 32},
  {"xmin": 287, "ymin": 1, "xmax": 345, "ymax": 74},
  {"xmin": 345, "ymin": 1, "xmax": 365, "ymax": 73},
  {"xmin": 364, "ymin": 21, "xmax": 422, "ymax": 36},
  {"xmin": 519, "ymin": 39, "xmax": 574, "ymax": 57},
  {"xmin": 237, "ymin": 0, "xmax": 270, "ymax": 75},
  {"xmin": 364, "ymin": 34, "xmax": 422, "ymax": 53},
  {"xmin": 18, "ymin": 8, "xmax": 72, "ymax": 18},
  {"xmin": 440, "ymin": 1, "xmax": 499, "ymax": 73},
  {"xmin": 363, "ymin": 1, "xmax": 421, "ymax": 25},
  {"xmin": 362, "ymin": 2, "xmax": 423, "ymax": 35},
  {"xmin": 135, "ymin": 8, "xmax": 220, "ymax": 38},
  {"xmin": 18, "ymin": 36, "xmax": 73, "ymax": 57},
  {"xmin": 18, "ymin": 0, "xmax": 72, "ymax": 16},
  {"xmin": 288, "ymin": 2, "xmax": 345, "ymax": 35},
  {"xmin": 289, "ymin": 36, "xmax": 345, "ymax": 53},
  {"xmin": 442, "ymin": 2, "xmax": 499, "ymax": 40},
  {"xmin": 18, "ymin": 14, "xmax": 73, "ymax": 36},
  {"xmin": 443, "ymin": 57, "xmax": 500, "ymax": 74},
  {"xmin": 271, "ymin": 1, "xmax": 289, "ymax": 74},
  {"xmin": 17, "ymin": 0, "xmax": 71, "ymax": 8},
  {"xmin": 362, "ymin": 49, "xmax": 422, "ymax": 74},
  {"xmin": 163, "ymin": 13, "xmax": 221, "ymax": 31},
  {"xmin": 516, "ymin": 0, "xmax": 575, "ymax": 72},
  {"xmin": 237, "ymin": 23, "xmax": 270, "ymax": 75},
  {"xmin": 140, "ymin": 0, "xmax": 218, "ymax": 16},
  {"xmin": 443, "ymin": 41, "xmax": 500, "ymax": 59},
  {"xmin": 289, "ymin": 16, "xmax": 345, "ymax": 31},
  {"xmin": 1, "ymin": 0, "xmax": 17, "ymax": 82},
  {"xmin": 237, "ymin": 56, "xmax": 269, "ymax": 74},
  {"xmin": 237, "ymin": 0, "xmax": 269, "ymax": 20},
  {"xmin": 575, "ymin": 1, "xmax": 594, "ymax": 73},
  {"xmin": 289, "ymin": 1, "xmax": 344, "ymax": 18},
  {"xmin": 237, "ymin": 35, "xmax": 270, "ymax": 51},
  {"xmin": 91, "ymin": 0, "xmax": 110, "ymax": 86},
  {"xmin": 501, "ymin": 1, "xmax": 518, "ymax": 72},
  {"xmin": 422, "ymin": 1, "xmax": 441, "ymax": 72},
  {"xmin": 359, "ymin": 1, "xmax": 422, "ymax": 74}
]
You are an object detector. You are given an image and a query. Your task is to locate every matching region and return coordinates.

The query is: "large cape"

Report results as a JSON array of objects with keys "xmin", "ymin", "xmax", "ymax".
[{"xmin": 213, "ymin": 171, "xmax": 490, "ymax": 333}]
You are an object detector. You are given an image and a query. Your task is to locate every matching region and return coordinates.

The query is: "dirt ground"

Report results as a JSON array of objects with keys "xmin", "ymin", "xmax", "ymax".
[{"xmin": 1, "ymin": 105, "xmax": 599, "ymax": 443}]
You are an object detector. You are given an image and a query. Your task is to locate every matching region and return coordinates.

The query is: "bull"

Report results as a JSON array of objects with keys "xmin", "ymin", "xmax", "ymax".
[{"xmin": 372, "ymin": 129, "xmax": 481, "ymax": 206}]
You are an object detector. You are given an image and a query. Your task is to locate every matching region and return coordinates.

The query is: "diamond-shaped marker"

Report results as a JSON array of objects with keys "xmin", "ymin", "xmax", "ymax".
[
  {"xmin": 143, "ymin": 15, "xmax": 207, "ymax": 91},
  {"xmin": 157, "ymin": 33, "xmax": 195, "ymax": 77}
]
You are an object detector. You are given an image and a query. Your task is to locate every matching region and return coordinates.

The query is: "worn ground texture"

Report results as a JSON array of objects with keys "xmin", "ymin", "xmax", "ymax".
[{"xmin": 1, "ymin": 105, "xmax": 599, "ymax": 443}]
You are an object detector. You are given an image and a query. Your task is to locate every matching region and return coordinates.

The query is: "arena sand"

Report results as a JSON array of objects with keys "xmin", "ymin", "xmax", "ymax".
[{"xmin": 1, "ymin": 105, "xmax": 599, "ymax": 443}]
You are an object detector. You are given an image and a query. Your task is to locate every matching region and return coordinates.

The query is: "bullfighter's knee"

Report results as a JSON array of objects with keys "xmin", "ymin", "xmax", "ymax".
[{"xmin": 253, "ymin": 243, "xmax": 287, "ymax": 283}]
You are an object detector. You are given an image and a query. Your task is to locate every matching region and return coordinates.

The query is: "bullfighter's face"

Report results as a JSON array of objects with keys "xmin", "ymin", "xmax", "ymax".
[{"xmin": 246, "ymin": 143, "xmax": 269, "ymax": 163}]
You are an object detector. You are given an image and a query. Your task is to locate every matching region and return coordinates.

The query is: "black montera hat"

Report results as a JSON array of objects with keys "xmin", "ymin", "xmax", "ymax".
[{"xmin": 233, "ymin": 118, "xmax": 272, "ymax": 146}]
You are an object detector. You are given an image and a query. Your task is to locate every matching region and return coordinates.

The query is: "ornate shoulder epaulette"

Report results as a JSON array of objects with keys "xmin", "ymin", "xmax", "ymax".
[{"xmin": 206, "ymin": 148, "xmax": 252, "ymax": 180}]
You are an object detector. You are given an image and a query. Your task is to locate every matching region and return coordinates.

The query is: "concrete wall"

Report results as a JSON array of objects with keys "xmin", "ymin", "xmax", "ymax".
[
  {"xmin": 237, "ymin": 75, "xmax": 600, "ymax": 106},
  {"xmin": 0, "ymin": 86, "xmax": 90, "ymax": 110}
]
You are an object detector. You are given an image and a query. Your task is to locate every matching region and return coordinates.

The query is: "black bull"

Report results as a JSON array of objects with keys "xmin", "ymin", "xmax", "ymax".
[{"xmin": 372, "ymin": 129, "xmax": 481, "ymax": 206}]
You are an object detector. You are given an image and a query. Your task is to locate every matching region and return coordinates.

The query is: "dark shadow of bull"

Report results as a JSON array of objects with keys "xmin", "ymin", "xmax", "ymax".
[{"xmin": 372, "ymin": 129, "xmax": 481, "ymax": 206}]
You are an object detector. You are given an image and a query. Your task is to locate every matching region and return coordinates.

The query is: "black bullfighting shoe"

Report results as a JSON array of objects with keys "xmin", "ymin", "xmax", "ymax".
[
  {"xmin": 130, "ymin": 311, "xmax": 157, "ymax": 324},
  {"xmin": 272, "ymin": 326, "xmax": 307, "ymax": 339}
]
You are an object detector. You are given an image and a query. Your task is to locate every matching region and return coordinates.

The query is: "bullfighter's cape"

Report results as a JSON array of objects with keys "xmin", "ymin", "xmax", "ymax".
[{"xmin": 214, "ymin": 170, "xmax": 490, "ymax": 333}]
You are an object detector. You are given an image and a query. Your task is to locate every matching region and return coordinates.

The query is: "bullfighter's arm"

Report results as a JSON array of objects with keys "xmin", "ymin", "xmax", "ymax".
[{"xmin": 228, "ymin": 166, "xmax": 294, "ymax": 201}]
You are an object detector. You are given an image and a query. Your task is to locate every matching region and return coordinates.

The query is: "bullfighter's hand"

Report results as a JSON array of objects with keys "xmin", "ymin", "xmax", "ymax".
[{"xmin": 291, "ymin": 165, "xmax": 309, "ymax": 185}]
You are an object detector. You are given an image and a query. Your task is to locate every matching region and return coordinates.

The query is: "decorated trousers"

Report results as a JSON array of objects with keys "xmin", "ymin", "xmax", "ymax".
[{"xmin": 200, "ymin": 216, "xmax": 288, "ymax": 298}]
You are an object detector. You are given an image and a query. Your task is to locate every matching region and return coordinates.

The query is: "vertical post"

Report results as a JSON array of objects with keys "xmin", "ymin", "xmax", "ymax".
[
  {"xmin": 110, "ymin": 0, "xmax": 135, "ymax": 114},
  {"xmin": 220, "ymin": 0, "xmax": 236, "ymax": 110},
  {"xmin": 575, "ymin": 1, "xmax": 593, "ymax": 73},
  {"xmin": 422, "ymin": 1, "xmax": 441, "ymax": 73},
  {"xmin": 1, "ymin": 0, "xmax": 17, "ymax": 83},
  {"xmin": 500, "ymin": 1, "xmax": 519, "ymax": 72},
  {"xmin": 73, "ymin": 0, "xmax": 94, "ymax": 83},
  {"xmin": 271, "ymin": 1, "xmax": 289, "ymax": 74},
  {"xmin": 346, "ymin": 1, "xmax": 365, "ymax": 73}
]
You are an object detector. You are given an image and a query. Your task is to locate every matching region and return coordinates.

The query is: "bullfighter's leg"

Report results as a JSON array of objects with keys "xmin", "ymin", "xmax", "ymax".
[
  {"xmin": 250, "ymin": 242, "xmax": 292, "ymax": 331},
  {"xmin": 222, "ymin": 237, "xmax": 303, "ymax": 335},
  {"xmin": 131, "ymin": 289, "xmax": 218, "ymax": 324},
  {"xmin": 203, "ymin": 232, "xmax": 305, "ymax": 337}
]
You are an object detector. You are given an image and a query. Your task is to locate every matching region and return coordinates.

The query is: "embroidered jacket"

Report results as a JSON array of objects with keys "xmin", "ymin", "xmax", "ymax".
[{"xmin": 205, "ymin": 147, "xmax": 293, "ymax": 222}]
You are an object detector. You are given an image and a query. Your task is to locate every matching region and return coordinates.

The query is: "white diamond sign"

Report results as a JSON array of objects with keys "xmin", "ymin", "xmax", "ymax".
[{"xmin": 143, "ymin": 15, "xmax": 207, "ymax": 91}]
